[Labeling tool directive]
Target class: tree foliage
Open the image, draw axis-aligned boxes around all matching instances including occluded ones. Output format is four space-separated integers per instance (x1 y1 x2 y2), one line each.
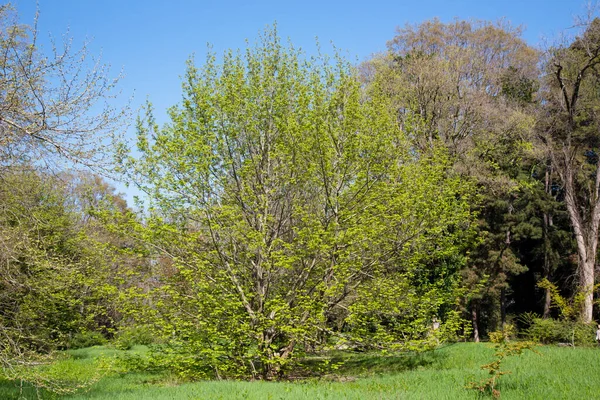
127 28 475 379
0 170 130 373
3 2 600 391
362 18 546 338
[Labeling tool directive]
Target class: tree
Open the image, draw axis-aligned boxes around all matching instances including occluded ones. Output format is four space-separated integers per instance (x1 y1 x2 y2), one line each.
0 170 129 359
371 18 538 156
364 18 540 337
0 168 142 396
0 4 126 171
0 4 128 383
541 17 600 322
128 28 474 379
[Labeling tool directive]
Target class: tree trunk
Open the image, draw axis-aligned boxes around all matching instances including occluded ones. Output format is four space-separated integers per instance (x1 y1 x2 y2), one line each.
500 215 511 329
567 218 596 323
500 288 506 330
542 231 553 319
471 305 480 343
563 166 598 323
581 258 595 323
543 285 552 319
542 163 553 319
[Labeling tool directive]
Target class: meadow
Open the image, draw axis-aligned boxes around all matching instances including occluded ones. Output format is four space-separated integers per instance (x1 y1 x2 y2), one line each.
1 343 598 399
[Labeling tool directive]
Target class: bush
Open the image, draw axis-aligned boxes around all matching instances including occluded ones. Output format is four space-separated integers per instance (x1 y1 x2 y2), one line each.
114 326 156 350
524 318 596 346
69 331 107 349
571 322 597 346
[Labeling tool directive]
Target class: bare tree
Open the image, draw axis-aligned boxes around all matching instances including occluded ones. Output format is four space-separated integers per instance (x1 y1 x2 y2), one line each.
542 14 600 322
0 4 128 171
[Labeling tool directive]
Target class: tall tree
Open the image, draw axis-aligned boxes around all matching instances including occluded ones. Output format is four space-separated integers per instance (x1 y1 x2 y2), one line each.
373 18 538 156
541 17 600 322
364 19 540 336
128 28 474 379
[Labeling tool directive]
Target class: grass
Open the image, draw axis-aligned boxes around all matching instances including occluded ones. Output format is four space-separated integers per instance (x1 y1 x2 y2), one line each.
1 343 599 399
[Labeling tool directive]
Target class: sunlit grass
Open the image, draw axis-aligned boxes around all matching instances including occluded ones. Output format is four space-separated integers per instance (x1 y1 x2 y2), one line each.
1 343 598 399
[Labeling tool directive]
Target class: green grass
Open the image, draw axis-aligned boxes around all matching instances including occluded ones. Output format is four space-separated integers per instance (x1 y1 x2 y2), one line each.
1 343 599 399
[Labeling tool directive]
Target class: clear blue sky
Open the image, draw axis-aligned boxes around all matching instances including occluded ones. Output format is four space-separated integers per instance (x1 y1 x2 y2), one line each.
10 0 589 203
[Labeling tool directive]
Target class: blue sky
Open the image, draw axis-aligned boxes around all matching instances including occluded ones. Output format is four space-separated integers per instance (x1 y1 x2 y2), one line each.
10 0 589 203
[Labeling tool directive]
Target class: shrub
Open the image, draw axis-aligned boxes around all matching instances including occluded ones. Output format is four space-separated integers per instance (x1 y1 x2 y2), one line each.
467 324 538 399
488 324 516 343
69 331 107 349
524 318 596 346
114 326 156 350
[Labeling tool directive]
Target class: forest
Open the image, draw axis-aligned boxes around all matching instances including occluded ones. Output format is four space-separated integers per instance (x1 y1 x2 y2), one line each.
2 2 600 398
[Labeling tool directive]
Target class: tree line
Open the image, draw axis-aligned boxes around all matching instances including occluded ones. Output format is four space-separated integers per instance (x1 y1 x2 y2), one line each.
1 3 600 383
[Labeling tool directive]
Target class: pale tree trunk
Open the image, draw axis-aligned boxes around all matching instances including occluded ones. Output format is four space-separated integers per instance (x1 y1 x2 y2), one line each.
581 258 595 322
563 201 597 324
562 155 600 323
471 304 480 343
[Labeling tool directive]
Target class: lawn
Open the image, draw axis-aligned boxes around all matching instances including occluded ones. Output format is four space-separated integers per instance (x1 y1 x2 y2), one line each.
1 343 598 399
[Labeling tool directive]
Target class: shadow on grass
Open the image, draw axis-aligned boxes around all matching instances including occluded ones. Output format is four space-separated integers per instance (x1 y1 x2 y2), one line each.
0 378 58 400
294 348 447 379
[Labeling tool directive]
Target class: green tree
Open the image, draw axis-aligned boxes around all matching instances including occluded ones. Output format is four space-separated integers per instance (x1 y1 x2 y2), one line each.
364 18 540 338
0 170 129 365
128 28 475 379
